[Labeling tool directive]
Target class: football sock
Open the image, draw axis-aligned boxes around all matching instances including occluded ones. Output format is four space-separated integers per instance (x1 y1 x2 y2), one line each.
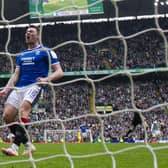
12 118 29 146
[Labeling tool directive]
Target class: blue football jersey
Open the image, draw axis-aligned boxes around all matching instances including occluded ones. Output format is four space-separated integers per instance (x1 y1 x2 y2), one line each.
16 45 59 87
80 125 87 133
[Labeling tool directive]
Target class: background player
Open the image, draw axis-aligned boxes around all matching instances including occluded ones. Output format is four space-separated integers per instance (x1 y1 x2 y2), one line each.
0 25 63 156
124 112 142 138
80 124 87 142
124 99 148 141
149 119 162 142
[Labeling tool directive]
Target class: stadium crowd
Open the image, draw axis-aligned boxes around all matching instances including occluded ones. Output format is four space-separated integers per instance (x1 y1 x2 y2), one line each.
0 19 167 73
0 19 168 143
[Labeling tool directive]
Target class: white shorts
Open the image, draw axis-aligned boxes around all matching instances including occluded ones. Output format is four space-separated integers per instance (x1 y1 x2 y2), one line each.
5 85 42 109
82 132 87 137
152 130 161 137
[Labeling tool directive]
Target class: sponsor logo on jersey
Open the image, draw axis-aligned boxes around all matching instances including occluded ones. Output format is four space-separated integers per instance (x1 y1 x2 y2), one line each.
22 57 35 65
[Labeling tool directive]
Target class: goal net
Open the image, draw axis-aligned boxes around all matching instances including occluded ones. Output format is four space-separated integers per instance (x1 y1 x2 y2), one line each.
0 0 168 168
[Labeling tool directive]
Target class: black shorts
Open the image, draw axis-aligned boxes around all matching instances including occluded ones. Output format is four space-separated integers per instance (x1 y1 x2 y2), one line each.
132 112 142 126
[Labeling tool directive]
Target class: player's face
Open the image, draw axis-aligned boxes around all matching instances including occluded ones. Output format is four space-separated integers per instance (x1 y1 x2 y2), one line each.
25 27 39 45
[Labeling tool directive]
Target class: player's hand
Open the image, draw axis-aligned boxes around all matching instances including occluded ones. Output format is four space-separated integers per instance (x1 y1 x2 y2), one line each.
36 77 49 85
0 89 9 98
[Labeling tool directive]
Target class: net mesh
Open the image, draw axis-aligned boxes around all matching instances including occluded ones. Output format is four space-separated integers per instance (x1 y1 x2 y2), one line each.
0 0 168 168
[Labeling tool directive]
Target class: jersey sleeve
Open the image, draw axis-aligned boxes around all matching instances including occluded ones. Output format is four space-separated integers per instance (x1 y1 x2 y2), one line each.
49 50 60 65
16 55 21 67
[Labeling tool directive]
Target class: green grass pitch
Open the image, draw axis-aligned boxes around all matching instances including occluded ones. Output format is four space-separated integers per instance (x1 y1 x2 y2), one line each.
0 142 167 168
43 0 88 13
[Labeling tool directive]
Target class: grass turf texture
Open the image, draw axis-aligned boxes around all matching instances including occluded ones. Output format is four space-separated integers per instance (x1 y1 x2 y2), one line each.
0 143 167 168
43 0 88 13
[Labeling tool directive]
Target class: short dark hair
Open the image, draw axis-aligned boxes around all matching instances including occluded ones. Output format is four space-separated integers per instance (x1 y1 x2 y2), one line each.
27 25 40 35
